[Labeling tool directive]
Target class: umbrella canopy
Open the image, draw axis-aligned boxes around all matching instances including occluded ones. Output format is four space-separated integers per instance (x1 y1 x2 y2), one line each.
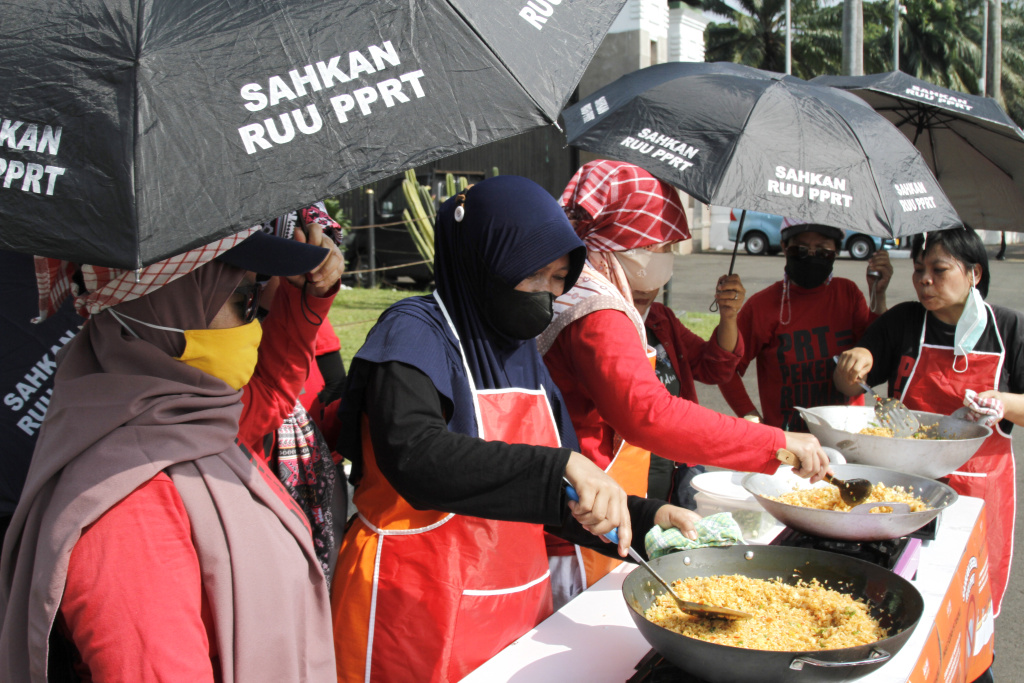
813 71 1024 233
0 251 83 517
561 61 962 239
0 0 626 269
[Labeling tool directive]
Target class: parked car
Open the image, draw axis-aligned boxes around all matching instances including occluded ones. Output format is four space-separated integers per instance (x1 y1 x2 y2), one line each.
726 210 897 260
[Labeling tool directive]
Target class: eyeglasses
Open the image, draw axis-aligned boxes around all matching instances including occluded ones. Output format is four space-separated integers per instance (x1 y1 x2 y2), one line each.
785 245 837 261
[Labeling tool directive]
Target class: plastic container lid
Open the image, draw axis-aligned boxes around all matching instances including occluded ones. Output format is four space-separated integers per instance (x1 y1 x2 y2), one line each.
690 471 754 502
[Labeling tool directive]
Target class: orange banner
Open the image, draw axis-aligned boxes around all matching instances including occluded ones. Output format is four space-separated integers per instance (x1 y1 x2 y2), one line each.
908 506 994 683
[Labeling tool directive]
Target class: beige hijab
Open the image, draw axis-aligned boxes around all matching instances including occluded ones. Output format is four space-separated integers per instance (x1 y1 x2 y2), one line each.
0 260 334 682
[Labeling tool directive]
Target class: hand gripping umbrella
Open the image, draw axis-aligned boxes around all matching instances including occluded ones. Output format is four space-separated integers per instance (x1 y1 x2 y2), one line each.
813 71 1024 233
0 0 627 269
562 61 962 276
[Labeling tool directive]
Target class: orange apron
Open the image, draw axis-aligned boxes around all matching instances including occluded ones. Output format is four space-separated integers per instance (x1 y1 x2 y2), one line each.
572 349 655 588
331 300 558 683
898 304 1015 616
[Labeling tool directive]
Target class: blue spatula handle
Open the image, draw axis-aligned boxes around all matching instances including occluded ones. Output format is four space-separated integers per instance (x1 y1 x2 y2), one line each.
564 483 620 544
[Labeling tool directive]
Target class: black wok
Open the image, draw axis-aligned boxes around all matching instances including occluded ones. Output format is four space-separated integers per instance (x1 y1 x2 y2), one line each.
622 546 924 683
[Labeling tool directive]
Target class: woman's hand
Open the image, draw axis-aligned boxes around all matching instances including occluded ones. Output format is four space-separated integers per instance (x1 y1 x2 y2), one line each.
653 504 700 541
714 274 745 352
866 250 893 313
564 451 631 556
714 274 745 319
782 432 831 483
975 389 1024 426
834 347 874 396
286 219 345 297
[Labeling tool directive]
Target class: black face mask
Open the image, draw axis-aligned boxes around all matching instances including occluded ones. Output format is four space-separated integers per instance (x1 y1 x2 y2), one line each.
785 255 834 289
482 271 555 341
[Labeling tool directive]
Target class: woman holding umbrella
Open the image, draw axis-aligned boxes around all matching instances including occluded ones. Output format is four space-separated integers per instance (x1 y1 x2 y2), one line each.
835 226 1024 619
539 160 830 600
0 229 343 681
329 175 700 683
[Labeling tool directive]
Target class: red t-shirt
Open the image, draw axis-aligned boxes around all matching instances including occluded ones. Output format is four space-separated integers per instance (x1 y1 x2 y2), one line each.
59 474 216 682
718 277 872 431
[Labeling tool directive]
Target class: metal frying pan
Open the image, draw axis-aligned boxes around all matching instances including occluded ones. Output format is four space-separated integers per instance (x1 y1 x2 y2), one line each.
621 546 924 683
796 406 990 479
743 463 958 541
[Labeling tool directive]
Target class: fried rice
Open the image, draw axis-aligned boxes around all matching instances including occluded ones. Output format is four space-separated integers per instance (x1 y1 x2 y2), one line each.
644 575 887 651
766 482 930 513
859 422 941 439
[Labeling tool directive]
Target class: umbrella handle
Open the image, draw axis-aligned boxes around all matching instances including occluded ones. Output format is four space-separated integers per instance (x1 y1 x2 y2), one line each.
710 209 746 312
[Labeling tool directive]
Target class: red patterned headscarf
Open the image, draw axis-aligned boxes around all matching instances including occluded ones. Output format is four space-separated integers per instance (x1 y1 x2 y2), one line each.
33 229 257 322
561 159 690 252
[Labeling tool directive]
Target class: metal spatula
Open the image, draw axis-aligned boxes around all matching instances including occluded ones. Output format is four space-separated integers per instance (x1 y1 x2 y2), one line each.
776 449 872 506
857 381 921 438
831 355 920 437
564 484 752 620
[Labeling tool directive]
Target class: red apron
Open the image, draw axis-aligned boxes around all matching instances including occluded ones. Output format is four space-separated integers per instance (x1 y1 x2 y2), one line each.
331 299 557 683
898 304 1015 616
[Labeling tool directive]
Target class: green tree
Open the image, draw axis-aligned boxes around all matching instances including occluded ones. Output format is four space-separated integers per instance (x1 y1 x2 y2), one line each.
1001 1 1024 126
701 0 843 79
860 0 1023 127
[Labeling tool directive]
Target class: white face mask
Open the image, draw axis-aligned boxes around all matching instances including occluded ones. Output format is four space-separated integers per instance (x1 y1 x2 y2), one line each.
614 249 675 292
952 275 987 373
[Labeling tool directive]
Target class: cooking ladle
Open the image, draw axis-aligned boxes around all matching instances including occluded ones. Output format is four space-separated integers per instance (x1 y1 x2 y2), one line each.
564 483 752 620
776 449 872 506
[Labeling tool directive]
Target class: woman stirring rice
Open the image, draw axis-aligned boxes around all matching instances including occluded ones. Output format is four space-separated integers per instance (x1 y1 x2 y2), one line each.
835 226 1024 621
330 176 700 683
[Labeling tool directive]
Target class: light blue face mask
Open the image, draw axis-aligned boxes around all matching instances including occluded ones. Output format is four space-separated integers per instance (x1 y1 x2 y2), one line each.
952 275 987 373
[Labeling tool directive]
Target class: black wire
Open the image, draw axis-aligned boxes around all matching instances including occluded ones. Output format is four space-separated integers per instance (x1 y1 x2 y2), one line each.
300 281 324 327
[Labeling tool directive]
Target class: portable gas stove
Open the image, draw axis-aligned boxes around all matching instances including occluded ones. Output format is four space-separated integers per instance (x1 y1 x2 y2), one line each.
770 527 923 581
626 526 925 682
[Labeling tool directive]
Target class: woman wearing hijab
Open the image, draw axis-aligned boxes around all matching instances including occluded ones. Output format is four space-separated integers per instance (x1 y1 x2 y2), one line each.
835 226 1024 619
330 176 698 683
719 217 892 432
0 230 337 682
540 160 830 596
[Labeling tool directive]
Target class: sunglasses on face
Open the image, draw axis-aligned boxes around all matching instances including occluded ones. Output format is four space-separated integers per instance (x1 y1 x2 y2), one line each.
238 281 264 324
785 245 837 261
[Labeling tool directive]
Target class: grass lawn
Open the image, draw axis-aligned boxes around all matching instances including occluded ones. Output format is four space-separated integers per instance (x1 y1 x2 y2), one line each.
329 286 720 367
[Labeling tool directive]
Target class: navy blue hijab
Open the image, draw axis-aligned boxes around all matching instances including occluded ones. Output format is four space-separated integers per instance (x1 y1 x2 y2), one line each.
338 176 585 460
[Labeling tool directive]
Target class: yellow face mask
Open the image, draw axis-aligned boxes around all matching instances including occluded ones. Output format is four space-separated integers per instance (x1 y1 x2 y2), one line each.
108 309 263 390
175 320 263 390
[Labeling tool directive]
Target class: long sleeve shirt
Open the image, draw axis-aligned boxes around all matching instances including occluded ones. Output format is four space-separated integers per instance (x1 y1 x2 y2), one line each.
364 360 665 558
544 309 786 474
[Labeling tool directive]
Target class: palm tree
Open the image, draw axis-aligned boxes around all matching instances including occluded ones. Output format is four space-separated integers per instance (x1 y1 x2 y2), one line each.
1002 1 1024 126
860 0 1022 127
702 0 842 79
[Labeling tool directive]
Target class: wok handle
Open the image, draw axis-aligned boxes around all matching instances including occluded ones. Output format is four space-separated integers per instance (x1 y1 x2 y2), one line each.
789 648 891 670
794 406 828 428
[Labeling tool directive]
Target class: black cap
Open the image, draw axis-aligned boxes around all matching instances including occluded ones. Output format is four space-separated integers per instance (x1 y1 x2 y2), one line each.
216 230 328 276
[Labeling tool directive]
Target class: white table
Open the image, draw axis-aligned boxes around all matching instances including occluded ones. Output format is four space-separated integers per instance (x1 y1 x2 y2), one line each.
463 496 992 683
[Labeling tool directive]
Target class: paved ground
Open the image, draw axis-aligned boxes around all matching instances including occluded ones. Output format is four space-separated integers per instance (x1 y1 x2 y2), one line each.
665 245 1024 680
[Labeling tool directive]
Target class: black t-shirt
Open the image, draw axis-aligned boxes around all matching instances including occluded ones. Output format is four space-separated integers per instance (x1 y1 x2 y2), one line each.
647 327 681 398
858 300 1024 433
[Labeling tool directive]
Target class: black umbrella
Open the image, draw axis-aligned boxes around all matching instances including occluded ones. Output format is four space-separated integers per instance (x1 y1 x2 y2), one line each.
561 61 961 242
0 251 82 521
0 0 626 269
812 71 1024 233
